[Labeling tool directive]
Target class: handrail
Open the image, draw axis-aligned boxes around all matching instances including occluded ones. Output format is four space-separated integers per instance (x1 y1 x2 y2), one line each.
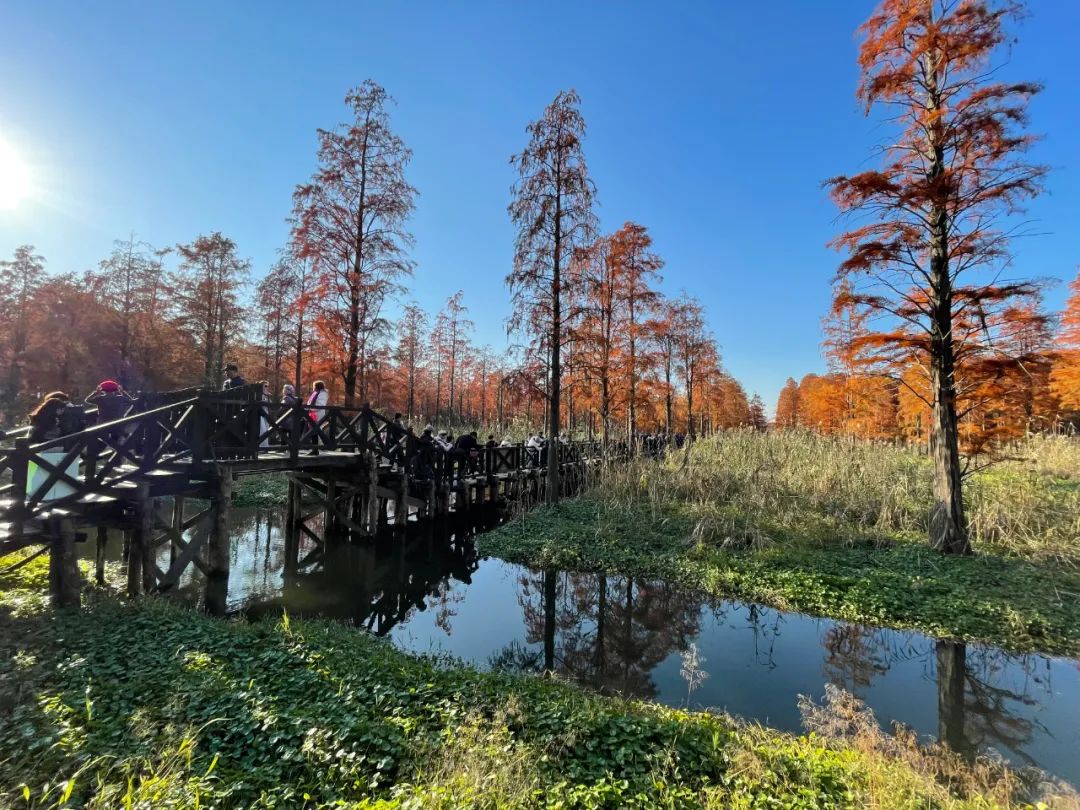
0 386 615 530
23 397 199 453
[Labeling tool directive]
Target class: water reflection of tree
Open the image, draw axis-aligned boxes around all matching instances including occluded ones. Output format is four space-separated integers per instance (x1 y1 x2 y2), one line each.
813 623 1052 769
822 625 891 691
509 571 703 699
936 641 1051 768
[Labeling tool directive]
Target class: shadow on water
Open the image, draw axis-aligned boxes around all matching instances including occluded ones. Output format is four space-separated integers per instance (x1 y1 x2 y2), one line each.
82 505 1080 788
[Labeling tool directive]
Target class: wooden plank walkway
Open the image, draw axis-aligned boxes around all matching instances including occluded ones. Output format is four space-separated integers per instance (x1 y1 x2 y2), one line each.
0 384 609 606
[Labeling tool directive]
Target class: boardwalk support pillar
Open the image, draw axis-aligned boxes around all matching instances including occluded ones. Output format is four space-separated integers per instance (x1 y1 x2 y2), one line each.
206 472 233 616
49 517 81 608
137 482 156 595
284 478 300 575
366 452 379 534
395 473 409 526
209 473 232 578
95 525 107 586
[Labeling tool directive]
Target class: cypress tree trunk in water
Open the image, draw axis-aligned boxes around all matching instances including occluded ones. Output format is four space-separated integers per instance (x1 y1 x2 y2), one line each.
543 569 556 672
936 640 971 760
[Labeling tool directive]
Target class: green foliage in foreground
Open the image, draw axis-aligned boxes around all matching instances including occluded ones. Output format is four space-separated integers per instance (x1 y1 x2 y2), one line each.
479 495 1080 657
0 556 1065 809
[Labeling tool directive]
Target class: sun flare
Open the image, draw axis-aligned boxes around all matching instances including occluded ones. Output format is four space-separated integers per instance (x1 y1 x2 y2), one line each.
0 138 31 211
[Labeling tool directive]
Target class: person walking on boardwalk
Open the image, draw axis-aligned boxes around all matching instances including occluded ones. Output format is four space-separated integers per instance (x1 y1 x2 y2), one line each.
258 381 272 448
278 384 299 447
85 379 134 448
222 363 246 390
28 392 70 443
305 381 329 455
26 392 83 501
85 380 133 424
526 431 544 468
454 430 480 474
412 425 436 479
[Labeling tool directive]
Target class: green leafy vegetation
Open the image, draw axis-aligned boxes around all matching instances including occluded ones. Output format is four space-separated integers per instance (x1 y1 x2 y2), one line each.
1 554 1072 808
233 473 290 508
480 432 1080 656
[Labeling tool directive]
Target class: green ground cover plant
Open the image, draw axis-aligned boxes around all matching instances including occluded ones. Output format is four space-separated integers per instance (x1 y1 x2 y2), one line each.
1 553 1074 809
480 431 1080 655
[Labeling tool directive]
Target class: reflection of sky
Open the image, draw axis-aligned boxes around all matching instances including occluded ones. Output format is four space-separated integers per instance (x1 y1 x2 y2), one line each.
79 509 1080 788
389 560 530 662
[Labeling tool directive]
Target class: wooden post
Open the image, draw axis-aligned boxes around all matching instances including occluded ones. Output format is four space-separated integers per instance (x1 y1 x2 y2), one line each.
326 476 338 537
284 478 300 576
170 496 185 566
131 482 157 595
95 525 107 586
394 474 409 526
366 452 379 534
209 472 232 579
10 439 29 538
190 391 210 473
126 524 142 598
49 518 81 608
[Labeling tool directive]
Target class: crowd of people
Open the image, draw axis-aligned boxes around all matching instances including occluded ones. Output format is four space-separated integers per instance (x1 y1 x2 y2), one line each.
3 361 685 480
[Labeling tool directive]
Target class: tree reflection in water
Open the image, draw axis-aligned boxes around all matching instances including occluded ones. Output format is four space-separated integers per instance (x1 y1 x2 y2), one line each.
501 571 703 699
936 641 1052 768
819 622 1048 766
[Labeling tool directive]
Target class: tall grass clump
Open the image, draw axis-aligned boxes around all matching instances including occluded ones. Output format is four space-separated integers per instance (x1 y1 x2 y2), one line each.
598 429 1079 564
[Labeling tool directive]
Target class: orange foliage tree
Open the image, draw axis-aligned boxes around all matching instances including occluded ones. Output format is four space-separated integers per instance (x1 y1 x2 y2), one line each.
507 89 597 501
827 0 1047 554
774 378 800 428
1051 270 1080 419
291 81 416 406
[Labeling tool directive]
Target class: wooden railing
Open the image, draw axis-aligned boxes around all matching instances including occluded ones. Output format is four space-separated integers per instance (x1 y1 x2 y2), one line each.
0 384 609 531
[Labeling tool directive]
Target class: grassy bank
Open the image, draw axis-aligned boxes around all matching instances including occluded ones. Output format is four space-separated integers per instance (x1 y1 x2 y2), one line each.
479 431 1080 656
233 473 290 508
2 555 1075 808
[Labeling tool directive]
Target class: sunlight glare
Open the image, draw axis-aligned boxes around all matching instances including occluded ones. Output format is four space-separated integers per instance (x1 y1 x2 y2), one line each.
0 138 31 211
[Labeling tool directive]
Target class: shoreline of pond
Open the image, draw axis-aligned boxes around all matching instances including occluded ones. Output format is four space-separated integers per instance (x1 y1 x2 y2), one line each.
2 547 1078 807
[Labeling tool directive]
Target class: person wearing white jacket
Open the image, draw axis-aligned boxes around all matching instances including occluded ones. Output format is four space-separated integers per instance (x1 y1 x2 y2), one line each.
305 381 329 455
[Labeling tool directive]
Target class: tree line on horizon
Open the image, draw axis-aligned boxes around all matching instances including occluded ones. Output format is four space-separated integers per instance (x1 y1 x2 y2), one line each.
775 269 1080 448
0 87 755 442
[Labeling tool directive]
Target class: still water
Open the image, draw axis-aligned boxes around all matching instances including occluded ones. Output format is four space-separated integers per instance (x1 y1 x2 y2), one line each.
89 507 1080 787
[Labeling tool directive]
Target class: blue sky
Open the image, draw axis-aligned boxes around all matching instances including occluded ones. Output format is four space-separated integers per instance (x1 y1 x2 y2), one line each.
1 1 1077 409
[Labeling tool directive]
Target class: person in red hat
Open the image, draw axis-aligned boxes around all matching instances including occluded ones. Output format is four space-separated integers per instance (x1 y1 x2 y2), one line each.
85 379 134 426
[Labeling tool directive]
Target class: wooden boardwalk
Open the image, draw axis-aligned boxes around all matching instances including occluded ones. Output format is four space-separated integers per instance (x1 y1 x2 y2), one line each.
0 384 605 607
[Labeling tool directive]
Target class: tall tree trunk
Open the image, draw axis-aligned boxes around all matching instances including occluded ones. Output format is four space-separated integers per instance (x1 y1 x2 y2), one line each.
926 44 970 555
345 282 360 407
293 310 304 391
686 364 695 437
547 181 562 504
628 299 637 438
407 357 416 421
665 353 673 433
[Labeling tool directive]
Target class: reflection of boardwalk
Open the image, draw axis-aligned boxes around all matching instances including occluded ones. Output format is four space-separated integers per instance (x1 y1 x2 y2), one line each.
0 384 603 606
245 510 493 634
